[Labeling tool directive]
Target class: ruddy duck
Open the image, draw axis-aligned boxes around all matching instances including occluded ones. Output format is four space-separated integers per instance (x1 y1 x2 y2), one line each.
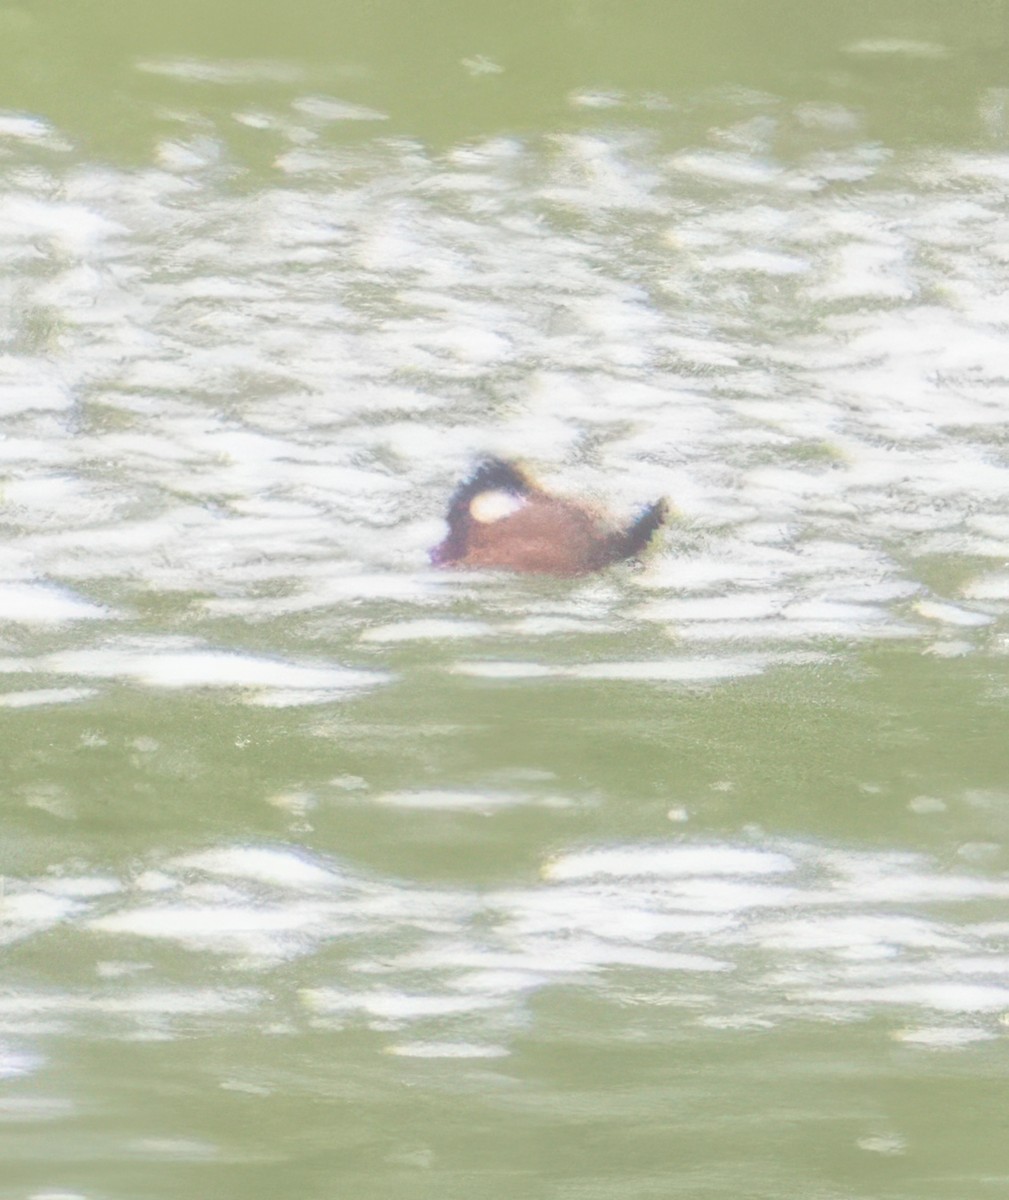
431 458 667 576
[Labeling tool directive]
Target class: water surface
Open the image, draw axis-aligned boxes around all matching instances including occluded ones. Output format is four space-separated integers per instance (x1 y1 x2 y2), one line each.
2 2 1009 1197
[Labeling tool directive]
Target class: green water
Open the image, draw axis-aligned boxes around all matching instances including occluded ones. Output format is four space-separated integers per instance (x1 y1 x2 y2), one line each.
2 1 1009 1197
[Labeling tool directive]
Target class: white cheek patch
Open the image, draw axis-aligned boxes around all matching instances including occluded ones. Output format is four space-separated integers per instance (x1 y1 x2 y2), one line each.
469 489 526 523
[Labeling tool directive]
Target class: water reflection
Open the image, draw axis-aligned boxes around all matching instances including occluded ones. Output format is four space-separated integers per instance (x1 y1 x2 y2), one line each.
1 82 1006 705
3 835 1008 1060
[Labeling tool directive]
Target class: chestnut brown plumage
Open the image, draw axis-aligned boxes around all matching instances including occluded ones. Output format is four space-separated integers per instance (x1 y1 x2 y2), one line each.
431 459 667 576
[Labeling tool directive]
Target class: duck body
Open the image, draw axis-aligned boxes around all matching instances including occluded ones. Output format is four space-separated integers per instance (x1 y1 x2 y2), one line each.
431 458 666 576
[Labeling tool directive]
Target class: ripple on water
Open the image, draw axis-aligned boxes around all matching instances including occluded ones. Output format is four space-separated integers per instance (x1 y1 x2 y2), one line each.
0 92 1006 695
0 639 389 707
0 584 111 624
0 95 1007 1054
0 835 999 1049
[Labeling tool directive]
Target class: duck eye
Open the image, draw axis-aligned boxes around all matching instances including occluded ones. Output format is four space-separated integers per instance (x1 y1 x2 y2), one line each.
469 490 525 523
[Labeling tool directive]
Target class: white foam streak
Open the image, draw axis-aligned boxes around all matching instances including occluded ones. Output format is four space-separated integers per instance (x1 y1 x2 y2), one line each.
0 585 110 624
545 846 795 881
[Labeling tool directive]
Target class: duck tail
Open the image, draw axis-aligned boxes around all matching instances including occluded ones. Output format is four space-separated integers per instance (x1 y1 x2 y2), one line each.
606 498 668 564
